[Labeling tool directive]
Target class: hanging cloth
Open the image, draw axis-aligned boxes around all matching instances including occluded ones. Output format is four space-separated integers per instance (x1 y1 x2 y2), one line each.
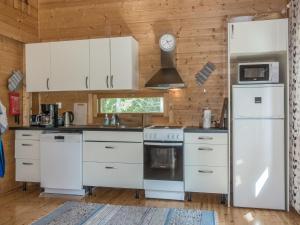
0 100 7 177
0 101 8 134
0 138 4 177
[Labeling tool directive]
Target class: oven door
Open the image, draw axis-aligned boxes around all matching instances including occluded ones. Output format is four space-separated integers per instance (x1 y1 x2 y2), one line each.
144 142 183 181
239 64 270 83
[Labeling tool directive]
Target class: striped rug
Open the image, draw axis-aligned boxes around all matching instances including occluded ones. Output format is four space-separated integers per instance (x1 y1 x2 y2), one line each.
32 201 218 225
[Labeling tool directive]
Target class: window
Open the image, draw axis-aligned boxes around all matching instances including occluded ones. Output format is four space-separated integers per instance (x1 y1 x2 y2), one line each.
100 97 164 114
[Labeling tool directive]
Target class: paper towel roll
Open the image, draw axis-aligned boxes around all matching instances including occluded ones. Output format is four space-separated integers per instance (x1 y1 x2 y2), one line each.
203 109 211 129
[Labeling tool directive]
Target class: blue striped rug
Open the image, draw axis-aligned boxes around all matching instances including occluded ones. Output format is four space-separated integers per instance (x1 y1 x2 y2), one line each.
33 201 217 225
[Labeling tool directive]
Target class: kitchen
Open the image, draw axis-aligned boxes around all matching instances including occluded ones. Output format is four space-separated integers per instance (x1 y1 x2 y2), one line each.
0 0 299 225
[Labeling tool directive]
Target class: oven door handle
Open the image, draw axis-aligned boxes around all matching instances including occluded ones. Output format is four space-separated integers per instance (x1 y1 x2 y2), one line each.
144 142 183 146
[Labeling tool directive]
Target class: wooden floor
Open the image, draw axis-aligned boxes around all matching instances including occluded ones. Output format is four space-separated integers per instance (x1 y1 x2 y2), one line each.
0 186 299 225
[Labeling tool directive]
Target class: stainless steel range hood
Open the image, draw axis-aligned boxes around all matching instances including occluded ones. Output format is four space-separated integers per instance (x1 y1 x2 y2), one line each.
145 51 185 89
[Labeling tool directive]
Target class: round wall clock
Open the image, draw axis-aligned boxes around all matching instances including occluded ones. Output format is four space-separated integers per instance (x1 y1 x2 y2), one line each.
159 33 176 52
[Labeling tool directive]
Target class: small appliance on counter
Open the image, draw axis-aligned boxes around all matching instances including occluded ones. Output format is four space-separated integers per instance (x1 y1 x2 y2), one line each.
63 111 74 127
30 114 41 126
39 104 59 127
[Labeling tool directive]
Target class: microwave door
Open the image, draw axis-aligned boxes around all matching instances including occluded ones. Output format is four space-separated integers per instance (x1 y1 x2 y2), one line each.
239 64 269 82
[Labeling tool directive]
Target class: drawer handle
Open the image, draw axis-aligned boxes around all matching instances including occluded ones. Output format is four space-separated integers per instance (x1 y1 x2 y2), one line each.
105 146 115 149
22 144 33 147
22 134 32 137
105 166 115 169
198 170 213 174
198 137 213 140
22 162 33 166
198 147 213 151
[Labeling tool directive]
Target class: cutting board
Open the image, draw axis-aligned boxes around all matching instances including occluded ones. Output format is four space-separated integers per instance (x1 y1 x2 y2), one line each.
73 103 88 125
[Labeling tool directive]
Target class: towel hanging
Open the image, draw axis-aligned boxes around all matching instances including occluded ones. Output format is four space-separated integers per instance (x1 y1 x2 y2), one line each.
0 138 5 178
0 101 8 134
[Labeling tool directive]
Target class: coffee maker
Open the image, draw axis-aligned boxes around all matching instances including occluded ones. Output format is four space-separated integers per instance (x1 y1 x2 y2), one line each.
40 104 59 127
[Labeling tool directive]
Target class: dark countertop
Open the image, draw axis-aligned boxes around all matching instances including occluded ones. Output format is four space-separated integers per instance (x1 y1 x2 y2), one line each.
10 125 228 133
9 125 144 132
184 127 228 133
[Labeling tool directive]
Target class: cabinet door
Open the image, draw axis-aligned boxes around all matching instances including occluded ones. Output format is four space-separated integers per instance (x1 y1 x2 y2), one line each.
50 40 90 91
90 38 111 90
229 19 287 54
110 37 138 90
25 43 51 92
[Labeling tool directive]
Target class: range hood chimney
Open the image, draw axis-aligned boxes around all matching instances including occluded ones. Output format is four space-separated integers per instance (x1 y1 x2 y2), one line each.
145 47 185 90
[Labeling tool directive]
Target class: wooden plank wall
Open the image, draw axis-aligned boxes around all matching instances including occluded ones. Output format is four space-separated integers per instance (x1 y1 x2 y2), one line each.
0 0 38 194
0 35 24 193
0 0 38 43
37 0 287 127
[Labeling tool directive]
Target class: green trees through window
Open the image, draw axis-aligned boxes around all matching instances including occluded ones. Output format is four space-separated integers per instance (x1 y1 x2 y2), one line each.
100 97 164 114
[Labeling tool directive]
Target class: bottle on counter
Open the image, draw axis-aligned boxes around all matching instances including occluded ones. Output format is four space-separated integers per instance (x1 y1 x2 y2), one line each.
110 114 116 126
103 114 110 126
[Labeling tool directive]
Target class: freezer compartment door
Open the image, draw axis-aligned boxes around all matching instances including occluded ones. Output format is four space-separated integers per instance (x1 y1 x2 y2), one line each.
233 119 285 210
233 85 284 118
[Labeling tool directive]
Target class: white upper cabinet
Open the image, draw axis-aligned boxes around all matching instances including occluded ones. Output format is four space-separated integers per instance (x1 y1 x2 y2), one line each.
50 40 90 91
229 19 288 55
25 37 139 92
25 43 51 92
110 37 139 90
89 38 111 90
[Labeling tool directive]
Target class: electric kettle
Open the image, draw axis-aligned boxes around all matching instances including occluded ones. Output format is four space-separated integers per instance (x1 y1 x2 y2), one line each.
63 111 74 127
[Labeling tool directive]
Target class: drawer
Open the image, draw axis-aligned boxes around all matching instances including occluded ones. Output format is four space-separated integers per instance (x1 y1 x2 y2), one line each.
16 130 41 140
83 131 143 142
16 159 40 182
185 166 227 194
184 133 227 145
83 162 143 189
184 144 227 166
83 142 143 163
15 140 40 159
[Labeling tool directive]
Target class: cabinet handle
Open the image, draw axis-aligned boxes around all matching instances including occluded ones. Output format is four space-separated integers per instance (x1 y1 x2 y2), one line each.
198 136 213 140
105 166 115 169
110 75 114 88
46 78 50 90
231 24 234 39
22 144 32 147
198 147 213 151
22 162 33 166
105 146 114 149
22 134 32 137
85 76 89 89
106 75 109 88
198 170 213 174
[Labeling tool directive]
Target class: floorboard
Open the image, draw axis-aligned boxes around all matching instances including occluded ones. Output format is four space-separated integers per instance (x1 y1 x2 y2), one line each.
0 186 299 225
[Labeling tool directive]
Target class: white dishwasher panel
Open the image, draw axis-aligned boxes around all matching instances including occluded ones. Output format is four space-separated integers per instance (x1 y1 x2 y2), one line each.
40 133 84 195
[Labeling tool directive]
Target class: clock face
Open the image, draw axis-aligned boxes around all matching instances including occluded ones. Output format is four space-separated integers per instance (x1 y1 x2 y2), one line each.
159 34 176 52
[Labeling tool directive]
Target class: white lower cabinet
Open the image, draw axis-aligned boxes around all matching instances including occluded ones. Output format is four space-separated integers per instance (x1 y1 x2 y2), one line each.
82 131 143 190
83 162 143 189
185 166 227 194
15 130 41 183
16 159 40 183
184 132 228 194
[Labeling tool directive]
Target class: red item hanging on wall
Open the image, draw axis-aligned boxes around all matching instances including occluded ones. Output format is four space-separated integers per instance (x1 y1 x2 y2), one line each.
9 92 20 124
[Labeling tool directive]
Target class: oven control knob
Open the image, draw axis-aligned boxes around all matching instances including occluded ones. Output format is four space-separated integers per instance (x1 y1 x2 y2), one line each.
176 134 180 140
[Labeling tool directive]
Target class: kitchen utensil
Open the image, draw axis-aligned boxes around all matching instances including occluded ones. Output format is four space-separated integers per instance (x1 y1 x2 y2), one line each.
73 103 87 125
203 108 212 129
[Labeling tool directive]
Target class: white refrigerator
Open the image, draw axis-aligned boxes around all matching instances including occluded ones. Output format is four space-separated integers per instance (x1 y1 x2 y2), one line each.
233 84 285 210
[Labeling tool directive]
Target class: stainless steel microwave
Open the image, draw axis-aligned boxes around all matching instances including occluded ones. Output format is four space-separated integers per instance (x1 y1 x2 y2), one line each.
238 62 279 84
